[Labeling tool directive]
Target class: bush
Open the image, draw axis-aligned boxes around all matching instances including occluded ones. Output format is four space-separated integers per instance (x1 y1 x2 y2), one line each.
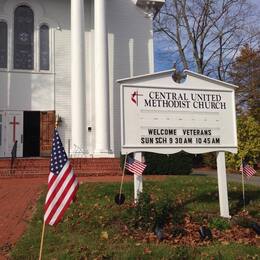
154 197 172 227
144 152 193 175
132 192 173 230
226 115 260 170
133 192 154 229
209 217 230 231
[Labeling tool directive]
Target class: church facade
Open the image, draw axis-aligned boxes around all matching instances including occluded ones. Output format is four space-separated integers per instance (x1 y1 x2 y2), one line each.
0 0 164 158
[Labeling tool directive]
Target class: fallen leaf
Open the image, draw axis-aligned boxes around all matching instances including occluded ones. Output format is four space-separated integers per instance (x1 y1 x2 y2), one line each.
144 247 152 254
100 231 108 240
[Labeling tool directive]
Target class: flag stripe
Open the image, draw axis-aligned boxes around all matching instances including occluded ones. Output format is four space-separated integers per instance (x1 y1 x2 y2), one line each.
44 172 76 224
240 161 256 178
46 161 70 200
48 161 70 190
50 181 79 225
45 170 74 218
125 157 147 176
126 164 144 174
45 163 72 210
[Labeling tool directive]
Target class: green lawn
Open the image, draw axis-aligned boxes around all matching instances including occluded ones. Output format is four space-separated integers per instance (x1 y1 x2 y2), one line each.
11 176 260 259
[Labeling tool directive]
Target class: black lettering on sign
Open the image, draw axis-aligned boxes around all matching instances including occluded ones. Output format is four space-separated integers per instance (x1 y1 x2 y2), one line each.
212 138 220 144
141 137 154 144
148 129 177 135
155 137 167 144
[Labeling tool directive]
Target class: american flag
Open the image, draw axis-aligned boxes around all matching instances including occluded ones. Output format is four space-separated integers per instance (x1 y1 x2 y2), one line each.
44 129 79 226
240 161 256 178
125 156 147 176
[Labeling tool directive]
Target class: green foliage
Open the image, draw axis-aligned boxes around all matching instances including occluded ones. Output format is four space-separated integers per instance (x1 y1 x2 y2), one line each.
144 152 193 175
226 115 260 170
154 196 172 228
209 217 230 231
133 192 154 229
132 192 173 230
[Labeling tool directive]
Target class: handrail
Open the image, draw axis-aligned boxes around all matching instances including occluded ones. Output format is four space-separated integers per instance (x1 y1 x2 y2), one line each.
11 140 17 170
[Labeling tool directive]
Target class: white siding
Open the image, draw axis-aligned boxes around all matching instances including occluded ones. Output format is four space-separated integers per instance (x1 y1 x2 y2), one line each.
107 0 153 155
0 0 154 157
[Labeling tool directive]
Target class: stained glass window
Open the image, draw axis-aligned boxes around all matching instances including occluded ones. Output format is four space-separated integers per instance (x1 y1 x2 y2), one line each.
40 24 49 70
14 5 34 70
0 21 7 68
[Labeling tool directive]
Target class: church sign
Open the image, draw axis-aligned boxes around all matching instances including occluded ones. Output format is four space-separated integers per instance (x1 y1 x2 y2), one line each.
119 70 237 155
118 70 238 218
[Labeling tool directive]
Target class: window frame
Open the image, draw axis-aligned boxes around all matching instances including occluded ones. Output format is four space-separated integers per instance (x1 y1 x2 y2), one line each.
39 23 50 71
0 20 8 69
0 3 53 73
13 5 35 70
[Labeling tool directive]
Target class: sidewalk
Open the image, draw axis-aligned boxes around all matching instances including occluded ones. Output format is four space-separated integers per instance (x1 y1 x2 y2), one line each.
192 169 260 186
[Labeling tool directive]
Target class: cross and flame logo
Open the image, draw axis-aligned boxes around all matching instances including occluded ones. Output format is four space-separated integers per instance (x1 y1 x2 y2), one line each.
131 90 143 106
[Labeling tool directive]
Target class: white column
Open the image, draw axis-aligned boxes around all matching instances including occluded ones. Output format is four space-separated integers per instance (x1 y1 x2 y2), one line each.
216 152 230 218
134 152 143 201
94 0 110 155
71 0 86 155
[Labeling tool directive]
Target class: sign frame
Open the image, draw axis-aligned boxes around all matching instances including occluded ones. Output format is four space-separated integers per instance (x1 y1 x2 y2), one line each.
118 70 238 218
119 70 238 155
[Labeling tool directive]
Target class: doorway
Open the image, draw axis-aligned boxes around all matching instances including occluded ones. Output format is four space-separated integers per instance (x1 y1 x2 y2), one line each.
23 111 55 157
23 111 40 157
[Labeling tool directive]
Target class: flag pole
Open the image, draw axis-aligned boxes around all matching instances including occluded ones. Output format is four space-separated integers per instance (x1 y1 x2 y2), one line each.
241 159 246 211
38 221 46 260
119 153 128 197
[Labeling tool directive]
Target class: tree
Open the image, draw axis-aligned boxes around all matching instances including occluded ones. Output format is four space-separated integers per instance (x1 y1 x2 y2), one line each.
154 0 260 81
226 115 260 170
229 45 260 122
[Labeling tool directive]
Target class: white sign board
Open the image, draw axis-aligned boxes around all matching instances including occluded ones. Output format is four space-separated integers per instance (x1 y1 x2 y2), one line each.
119 70 237 154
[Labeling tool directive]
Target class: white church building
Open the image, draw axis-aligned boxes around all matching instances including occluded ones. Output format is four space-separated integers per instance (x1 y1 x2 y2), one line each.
0 0 164 158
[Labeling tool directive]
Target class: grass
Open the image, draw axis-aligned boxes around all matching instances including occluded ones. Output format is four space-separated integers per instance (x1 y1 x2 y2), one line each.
11 176 260 259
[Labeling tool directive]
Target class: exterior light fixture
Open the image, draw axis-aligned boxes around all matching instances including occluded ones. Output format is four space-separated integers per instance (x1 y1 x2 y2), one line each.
55 114 62 127
135 0 165 19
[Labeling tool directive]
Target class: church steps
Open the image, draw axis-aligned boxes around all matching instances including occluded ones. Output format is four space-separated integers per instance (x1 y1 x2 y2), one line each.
0 158 122 178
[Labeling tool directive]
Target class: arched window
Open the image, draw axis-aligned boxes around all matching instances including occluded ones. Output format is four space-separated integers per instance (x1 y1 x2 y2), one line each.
0 21 7 68
40 24 49 70
14 5 34 70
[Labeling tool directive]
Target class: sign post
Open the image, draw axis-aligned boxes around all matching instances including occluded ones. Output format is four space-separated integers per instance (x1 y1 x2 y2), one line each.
118 69 238 218
134 152 143 201
216 151 230 218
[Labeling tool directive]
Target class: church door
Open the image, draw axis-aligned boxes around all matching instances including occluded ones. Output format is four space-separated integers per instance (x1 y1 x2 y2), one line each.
6 111 23 157
23 111 40 157
40 111 55 156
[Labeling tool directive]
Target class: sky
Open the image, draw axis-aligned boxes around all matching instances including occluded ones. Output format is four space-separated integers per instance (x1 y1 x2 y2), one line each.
154 0 260 72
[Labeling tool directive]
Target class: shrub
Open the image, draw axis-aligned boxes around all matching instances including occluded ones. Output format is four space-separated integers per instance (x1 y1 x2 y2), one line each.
154 196 172 227
132 192 173 230
133 192 154 229
209 217 230 231
226 115 260 170
144 152 193 175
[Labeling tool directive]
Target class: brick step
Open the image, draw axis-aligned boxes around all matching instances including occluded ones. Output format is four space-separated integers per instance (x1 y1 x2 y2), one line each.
0 158 122 178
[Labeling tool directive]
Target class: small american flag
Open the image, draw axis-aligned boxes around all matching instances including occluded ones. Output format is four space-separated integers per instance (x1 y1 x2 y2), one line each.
125 156 147 176
240 161 256 178
44 129 79 226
